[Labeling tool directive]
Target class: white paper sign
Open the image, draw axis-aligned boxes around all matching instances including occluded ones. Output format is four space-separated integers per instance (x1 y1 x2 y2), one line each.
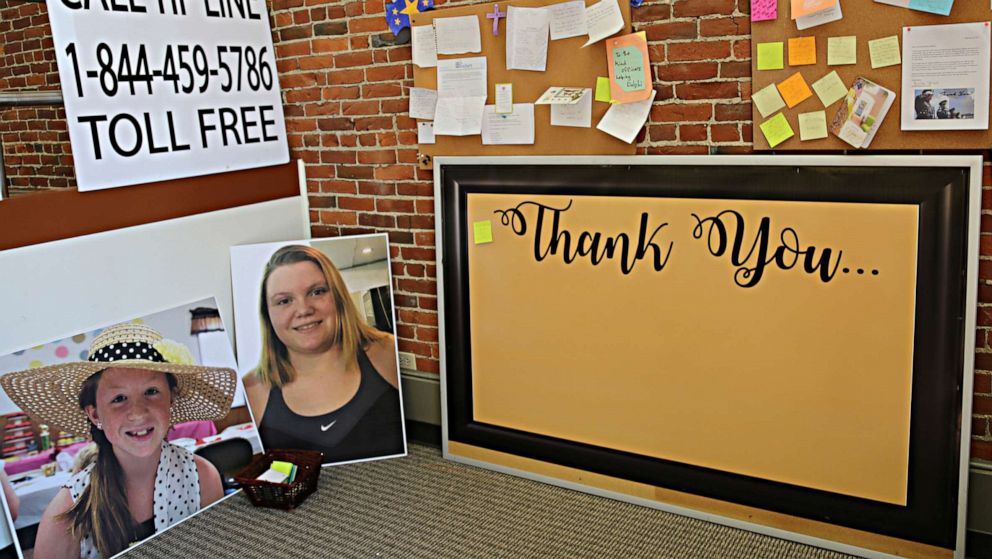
901 22 990 131
482 103 535 144
437 57 488 98
548 0 587 40
48 0 288 191
435 15 482 55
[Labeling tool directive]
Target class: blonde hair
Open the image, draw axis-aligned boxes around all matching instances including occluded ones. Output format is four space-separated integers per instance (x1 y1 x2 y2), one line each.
254 244 386 387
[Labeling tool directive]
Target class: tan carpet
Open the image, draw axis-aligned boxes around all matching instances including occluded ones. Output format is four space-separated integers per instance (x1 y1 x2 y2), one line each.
126 443 859 559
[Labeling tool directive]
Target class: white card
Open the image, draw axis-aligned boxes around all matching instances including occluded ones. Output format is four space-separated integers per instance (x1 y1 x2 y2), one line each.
417 121 436 144
596 89 656 143
551 88 592 127
495 83 513 114
409 87 438 120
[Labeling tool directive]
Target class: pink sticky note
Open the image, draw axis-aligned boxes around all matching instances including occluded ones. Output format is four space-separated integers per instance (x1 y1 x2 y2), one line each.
751 0 777 22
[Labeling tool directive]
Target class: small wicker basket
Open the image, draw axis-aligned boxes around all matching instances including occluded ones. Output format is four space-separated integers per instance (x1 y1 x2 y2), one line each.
233 449 324 510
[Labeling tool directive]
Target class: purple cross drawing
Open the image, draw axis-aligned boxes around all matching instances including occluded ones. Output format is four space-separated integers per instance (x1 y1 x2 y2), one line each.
486 4 506 36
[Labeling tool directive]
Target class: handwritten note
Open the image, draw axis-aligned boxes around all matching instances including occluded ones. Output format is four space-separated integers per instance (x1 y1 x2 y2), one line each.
827 36 857 65
411 25 437 68
435 15 482 55
757 42 784 70
759 112 794 147
751 0 777 22
777 72 813 108
798 111 828 140
868 35 901 69
548 0 587 40
753 83 787 117
583 0 624 47
551 88 593 127
409 87 438 120
506 6 550 72
608 32 652 103
788 37 816 66
811 70 848 106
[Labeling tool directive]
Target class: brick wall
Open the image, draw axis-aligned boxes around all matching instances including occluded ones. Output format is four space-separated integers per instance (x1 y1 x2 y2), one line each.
1 0 990 462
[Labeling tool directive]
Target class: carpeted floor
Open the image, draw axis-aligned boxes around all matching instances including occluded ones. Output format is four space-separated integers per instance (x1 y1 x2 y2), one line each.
126 443 860 559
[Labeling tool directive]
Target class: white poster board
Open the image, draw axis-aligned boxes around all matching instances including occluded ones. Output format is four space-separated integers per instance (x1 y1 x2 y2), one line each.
47 0 289 191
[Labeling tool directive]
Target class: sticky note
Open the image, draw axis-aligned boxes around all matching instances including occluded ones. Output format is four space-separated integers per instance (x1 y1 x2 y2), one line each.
756 42 784 70
474 220 494 244
811 70 848 107
827 36 857 65
751 0 777 21
759 113 794 148
776 72 813 108
788 37 816 66
798 111 828 140
595 76 613 102
752 83 786 118
868 35 901 69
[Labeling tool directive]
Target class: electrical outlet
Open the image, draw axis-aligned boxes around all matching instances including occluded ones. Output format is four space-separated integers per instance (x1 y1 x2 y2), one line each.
398 351 417 370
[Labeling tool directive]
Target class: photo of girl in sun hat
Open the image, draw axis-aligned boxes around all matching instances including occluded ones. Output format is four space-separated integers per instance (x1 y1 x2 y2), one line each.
0 323 237 559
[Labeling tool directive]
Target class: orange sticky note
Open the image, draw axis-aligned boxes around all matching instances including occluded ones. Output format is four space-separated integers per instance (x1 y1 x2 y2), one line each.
607 32 652 104
790 0 836 19
788 37 816 66
776 72 813 108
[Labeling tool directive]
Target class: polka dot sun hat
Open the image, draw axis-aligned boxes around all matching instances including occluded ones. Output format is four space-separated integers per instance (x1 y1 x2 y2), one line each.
0 323 237 438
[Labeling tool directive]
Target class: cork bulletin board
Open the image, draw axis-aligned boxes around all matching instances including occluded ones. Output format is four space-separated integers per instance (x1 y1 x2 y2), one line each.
411 0 636 165
751 2 992 150
436 155 981 559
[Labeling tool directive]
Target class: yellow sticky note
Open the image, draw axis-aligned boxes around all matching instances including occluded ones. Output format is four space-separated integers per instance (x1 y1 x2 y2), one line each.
827 36 857 66
271 461 294 476
756 42 784 70
595 77 612 102
759 113 794 148
474 220 493 244
811 70 848 107
798 111 828 140
752 83 786 118
788 36 816 66
868 35 901 69
776 72 813 108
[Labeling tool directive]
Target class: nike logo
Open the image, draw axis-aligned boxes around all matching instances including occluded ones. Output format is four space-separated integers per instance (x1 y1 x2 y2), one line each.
320 420 336 431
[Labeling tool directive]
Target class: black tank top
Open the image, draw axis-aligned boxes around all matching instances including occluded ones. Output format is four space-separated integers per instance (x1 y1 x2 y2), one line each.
259 348 404 463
